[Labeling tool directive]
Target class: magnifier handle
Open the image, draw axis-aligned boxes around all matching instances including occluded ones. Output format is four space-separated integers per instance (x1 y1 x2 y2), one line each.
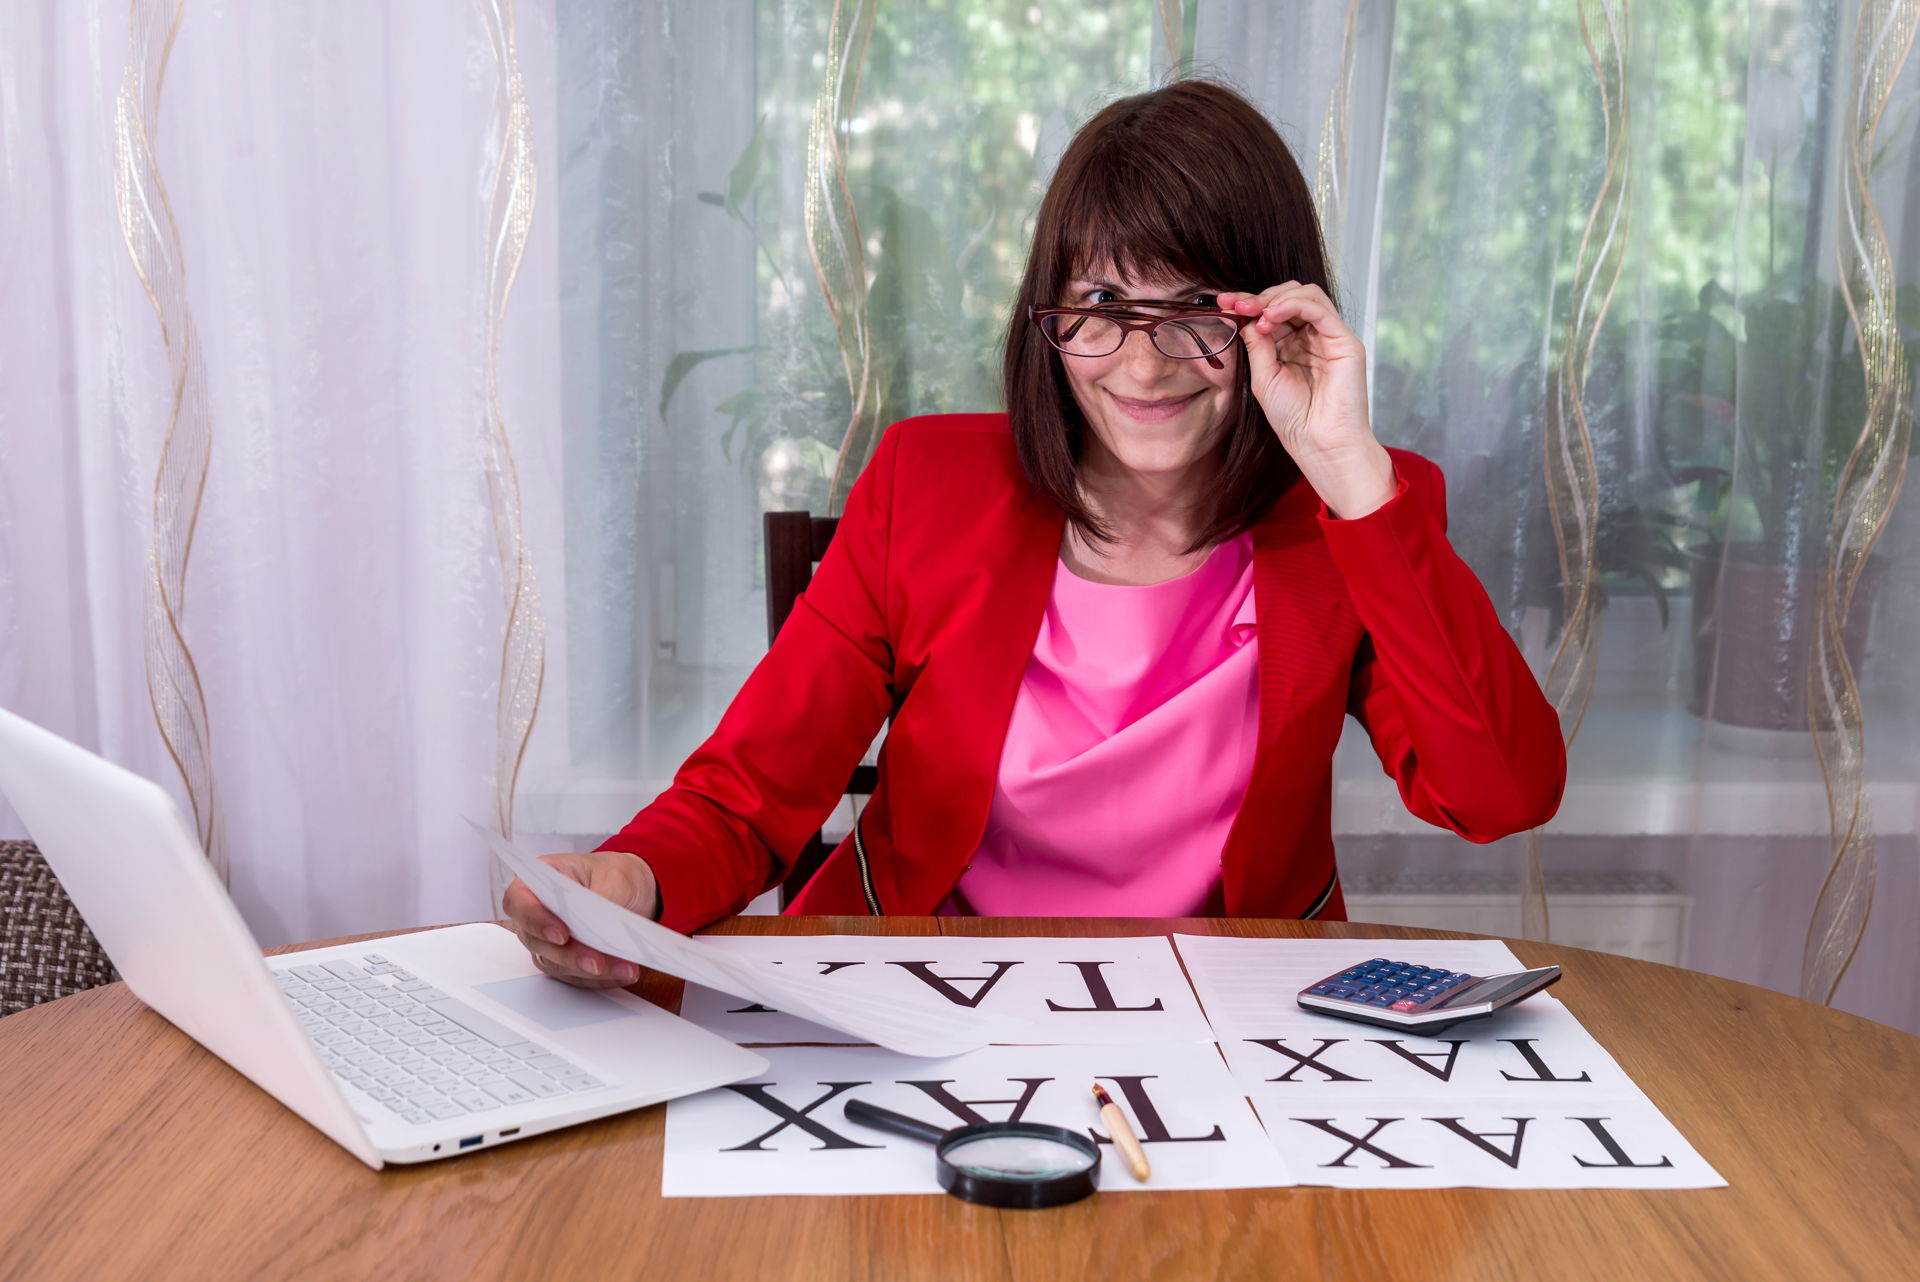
844 1099 949 1146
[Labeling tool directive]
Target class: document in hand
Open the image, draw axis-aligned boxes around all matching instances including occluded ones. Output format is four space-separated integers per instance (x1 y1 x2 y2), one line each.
477 825 1021 1057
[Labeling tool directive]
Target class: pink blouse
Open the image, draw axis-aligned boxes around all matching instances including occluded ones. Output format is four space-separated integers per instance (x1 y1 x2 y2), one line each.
940 532 1259 916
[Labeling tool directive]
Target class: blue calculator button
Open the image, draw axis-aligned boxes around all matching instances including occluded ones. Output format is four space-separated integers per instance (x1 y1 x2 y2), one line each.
1449 972 1470 982
1310 985 1330 995
1369 997 1393 1006
1366 959 1388 966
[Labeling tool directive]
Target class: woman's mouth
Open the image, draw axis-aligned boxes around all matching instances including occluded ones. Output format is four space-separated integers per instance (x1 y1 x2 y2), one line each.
1106 388 1203 422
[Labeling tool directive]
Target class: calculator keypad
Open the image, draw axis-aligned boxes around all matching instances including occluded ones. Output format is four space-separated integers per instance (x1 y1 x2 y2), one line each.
1305 958 1474 1011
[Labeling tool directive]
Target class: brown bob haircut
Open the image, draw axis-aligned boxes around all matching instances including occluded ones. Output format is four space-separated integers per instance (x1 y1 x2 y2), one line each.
1003 79 1334 550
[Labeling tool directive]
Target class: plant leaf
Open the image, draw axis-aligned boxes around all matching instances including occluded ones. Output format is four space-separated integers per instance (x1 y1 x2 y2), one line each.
658 347 755 422
725 117 767 222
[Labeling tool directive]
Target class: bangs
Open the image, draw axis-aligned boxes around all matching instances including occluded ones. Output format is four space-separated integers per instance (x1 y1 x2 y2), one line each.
1047 144 1244 298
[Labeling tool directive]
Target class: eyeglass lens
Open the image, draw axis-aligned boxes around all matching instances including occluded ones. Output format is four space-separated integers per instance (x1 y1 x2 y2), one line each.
1041 311 1240 360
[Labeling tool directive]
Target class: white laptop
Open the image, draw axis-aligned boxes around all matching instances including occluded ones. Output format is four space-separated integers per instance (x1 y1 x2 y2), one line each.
0 706 768 1169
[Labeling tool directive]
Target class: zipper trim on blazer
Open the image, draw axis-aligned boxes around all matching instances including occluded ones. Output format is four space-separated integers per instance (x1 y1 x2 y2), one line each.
852 809 884 915
1301 868 1339 920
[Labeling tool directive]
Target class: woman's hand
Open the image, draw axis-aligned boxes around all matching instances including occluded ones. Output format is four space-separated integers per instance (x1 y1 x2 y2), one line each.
1216 282 1396 518
502 851 660 988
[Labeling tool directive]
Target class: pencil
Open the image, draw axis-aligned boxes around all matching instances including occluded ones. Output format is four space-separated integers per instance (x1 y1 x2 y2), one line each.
1093 1082 1151 1182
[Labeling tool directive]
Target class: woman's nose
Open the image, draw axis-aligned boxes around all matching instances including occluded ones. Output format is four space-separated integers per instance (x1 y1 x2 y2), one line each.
1116 326 1178 377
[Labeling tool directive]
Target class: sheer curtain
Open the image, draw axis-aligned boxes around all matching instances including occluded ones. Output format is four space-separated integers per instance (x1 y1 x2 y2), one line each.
5 2 1917 1032
0 1 569 943
1201 0 1920 1030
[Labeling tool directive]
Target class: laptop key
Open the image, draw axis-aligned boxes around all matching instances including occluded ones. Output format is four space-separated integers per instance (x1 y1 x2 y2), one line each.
451 1092 497 1112
291 965 329 982
425 1101 467 1120
506 1070 566 1099
361 954 391 966
482 1083 535 1106
322 960 369 980
505 1044 544 1060
401 1110 431 1125
557 1075 604 1092
526 1054 568 1070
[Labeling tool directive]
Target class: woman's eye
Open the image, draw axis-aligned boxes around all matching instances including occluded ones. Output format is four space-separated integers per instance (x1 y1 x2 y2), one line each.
1086 289 1117 305
1189 293 1219 310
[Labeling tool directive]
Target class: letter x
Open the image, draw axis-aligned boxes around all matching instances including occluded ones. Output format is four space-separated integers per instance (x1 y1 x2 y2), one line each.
719 1081 882 1152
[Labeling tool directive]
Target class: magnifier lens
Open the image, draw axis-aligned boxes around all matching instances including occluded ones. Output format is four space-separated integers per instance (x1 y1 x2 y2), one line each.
941 1133 1098 1181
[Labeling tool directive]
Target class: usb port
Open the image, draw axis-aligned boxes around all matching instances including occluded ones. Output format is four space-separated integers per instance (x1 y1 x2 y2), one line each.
459 1135 484 1149
499 1127 521 1137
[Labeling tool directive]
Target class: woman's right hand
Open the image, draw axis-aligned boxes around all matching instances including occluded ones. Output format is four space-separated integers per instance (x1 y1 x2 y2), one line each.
501 851 661 988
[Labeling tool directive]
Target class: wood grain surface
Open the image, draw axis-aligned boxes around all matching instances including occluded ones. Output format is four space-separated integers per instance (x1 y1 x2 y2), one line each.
0 916 1914 1282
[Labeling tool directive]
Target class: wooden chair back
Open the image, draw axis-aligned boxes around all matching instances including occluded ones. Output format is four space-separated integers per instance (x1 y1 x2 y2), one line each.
764 511 879 906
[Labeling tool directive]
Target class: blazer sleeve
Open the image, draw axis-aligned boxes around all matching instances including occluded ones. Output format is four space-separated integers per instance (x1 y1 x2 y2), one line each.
1321 453 1566 840
595 427 901 931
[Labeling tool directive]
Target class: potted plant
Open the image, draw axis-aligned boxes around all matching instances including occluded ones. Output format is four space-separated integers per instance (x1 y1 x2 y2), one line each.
1655 278 1920 734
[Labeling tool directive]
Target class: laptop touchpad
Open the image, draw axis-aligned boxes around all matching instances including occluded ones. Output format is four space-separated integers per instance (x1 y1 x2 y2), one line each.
472 975 640 1031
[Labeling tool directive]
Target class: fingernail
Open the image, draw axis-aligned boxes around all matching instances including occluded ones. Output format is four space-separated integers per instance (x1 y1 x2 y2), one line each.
618 964 639 984
546 927 566 946
581 955 603 975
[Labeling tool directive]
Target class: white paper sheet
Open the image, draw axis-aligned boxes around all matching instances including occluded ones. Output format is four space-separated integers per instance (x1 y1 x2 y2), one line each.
679 935 1213 1045
1248 1093 1725 1188
663 1042 1295 1197
1174 935 1724 1188
1172 935 1530 1035
479 826 1024 1057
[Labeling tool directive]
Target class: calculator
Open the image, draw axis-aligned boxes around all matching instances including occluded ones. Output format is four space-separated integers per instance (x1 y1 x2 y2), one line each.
1296 957 1562 1033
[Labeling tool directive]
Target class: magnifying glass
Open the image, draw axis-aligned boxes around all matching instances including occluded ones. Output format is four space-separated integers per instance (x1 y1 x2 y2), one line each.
844 1098 1102 1208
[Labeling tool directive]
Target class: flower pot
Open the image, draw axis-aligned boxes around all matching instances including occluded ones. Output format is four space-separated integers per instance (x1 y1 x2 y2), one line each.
1687 544 1882 734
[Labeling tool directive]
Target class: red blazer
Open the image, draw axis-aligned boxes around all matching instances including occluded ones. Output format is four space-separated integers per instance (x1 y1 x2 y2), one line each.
600 414 1565 932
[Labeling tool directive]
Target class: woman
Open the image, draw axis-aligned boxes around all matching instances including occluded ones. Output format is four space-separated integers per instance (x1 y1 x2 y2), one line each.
505 80 1565 987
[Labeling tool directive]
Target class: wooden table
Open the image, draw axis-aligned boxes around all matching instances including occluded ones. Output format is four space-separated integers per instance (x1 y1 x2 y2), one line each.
1 916 1916 1281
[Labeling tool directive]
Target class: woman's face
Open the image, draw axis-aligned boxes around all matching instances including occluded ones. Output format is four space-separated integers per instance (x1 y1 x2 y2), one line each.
1055 261 1238 486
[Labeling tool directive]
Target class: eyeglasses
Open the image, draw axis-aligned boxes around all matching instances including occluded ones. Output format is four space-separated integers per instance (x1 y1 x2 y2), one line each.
1028 299 1256 370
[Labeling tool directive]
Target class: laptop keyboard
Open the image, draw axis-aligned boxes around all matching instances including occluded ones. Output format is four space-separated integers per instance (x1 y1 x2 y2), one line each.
272 952 606 1127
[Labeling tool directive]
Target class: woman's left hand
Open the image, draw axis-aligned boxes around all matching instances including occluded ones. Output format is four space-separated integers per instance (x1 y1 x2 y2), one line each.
1217 282 1397 518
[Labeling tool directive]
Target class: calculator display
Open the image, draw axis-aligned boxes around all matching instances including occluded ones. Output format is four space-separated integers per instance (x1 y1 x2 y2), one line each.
1434 971 1544 1008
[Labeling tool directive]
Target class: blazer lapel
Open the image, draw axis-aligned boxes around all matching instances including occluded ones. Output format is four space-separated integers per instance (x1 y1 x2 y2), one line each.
898 482 1064 909
1220 476 1359 903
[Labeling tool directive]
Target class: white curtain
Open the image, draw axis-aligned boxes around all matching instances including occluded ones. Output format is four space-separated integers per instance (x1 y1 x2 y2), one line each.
0 1 570 943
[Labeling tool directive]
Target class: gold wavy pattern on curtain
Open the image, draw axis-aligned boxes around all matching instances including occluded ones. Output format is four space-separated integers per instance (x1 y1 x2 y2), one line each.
478 0 546 853
1528 0 1632 941
811 0 882 516
1803 0 1919 1004
1314 0 1359 272
1155 0 1184 71
114 0 224 880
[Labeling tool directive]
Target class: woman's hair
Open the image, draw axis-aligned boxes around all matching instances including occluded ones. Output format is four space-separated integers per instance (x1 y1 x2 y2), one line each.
1002 79 1334 549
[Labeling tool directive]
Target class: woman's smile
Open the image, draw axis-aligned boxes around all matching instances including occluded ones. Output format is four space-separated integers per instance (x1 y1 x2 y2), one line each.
1105 387 1204 422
